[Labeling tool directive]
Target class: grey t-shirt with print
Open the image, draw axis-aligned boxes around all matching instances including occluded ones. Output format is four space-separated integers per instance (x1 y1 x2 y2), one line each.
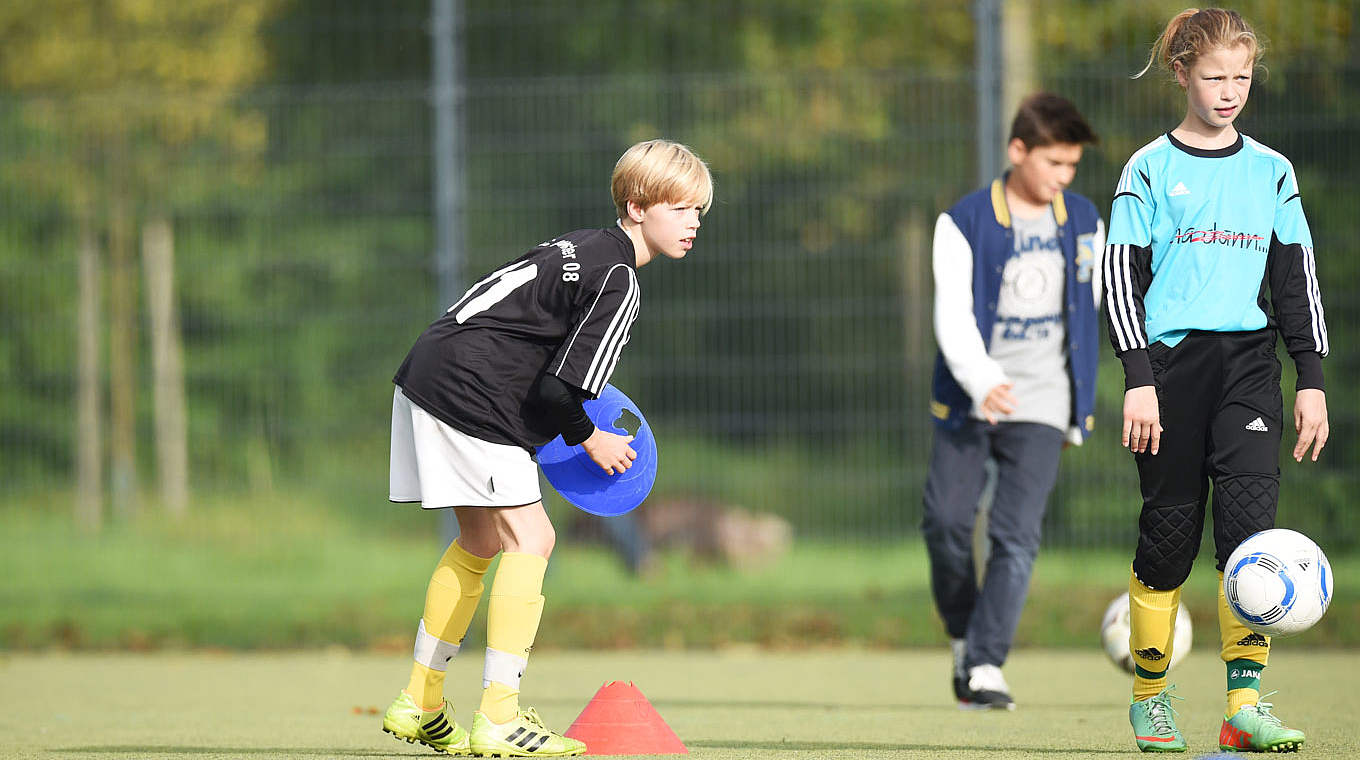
982 208 1070 433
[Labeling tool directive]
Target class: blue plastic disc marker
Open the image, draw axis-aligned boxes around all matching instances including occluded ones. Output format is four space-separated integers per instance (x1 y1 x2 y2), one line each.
536 384 658 516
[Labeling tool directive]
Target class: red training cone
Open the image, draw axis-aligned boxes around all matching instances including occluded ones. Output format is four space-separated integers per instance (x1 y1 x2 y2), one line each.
564 681 688 756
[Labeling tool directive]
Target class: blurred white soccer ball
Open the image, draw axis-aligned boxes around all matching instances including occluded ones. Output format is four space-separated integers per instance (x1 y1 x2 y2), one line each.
1100 593 1192 673
1224 528 1333 637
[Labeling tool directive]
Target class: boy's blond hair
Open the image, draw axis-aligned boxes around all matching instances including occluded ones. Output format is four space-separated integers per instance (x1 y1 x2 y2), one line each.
611 139 713 219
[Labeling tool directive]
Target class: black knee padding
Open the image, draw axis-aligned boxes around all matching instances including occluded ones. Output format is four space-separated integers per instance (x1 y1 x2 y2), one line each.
1213 474 1279 570
1133 501 1203 590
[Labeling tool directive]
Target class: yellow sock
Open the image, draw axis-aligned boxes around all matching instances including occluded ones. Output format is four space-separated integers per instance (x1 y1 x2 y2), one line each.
405 540 495 710
1129 568 1181 701
1219 570 1269 716
478 552 548 724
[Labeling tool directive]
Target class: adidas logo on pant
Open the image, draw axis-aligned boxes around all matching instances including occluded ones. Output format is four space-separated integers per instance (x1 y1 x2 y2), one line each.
1245 417 1269 432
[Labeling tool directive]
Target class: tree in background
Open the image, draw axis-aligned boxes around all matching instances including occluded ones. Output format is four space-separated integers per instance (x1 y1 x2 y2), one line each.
0 0 277 529
0 0 1353 544
251 0 1358 540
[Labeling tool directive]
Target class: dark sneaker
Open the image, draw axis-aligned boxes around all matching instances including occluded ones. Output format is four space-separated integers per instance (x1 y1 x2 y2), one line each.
951 639 971 705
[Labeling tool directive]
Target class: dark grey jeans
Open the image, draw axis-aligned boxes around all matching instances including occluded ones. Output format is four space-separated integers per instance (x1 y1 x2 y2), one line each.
921 419 1064 669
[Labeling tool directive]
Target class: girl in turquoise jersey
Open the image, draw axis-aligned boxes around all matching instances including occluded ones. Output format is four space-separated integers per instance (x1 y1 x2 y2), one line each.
1104 8 1328 754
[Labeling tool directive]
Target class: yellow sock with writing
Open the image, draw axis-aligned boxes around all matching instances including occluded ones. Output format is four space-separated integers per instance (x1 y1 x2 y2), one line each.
405 540 495 710
479 552 548 724
1219 570 1269 716
1129 568 1181 701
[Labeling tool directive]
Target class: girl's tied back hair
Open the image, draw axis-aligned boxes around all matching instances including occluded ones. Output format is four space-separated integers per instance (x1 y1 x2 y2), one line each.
1134 8 1262 80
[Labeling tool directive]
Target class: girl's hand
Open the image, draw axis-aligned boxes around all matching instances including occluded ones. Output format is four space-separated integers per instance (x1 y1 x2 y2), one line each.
1293 388 1329 463
1122 386 1162 455
580 428 636 475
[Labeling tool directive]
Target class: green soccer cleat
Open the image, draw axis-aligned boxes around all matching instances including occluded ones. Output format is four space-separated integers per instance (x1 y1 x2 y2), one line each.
469 707 586 757
1130 687 1187 753
1219 695 1305 753
382 691 471 755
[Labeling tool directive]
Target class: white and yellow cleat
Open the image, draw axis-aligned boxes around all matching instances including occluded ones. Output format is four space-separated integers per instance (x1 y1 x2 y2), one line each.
469 707 586 757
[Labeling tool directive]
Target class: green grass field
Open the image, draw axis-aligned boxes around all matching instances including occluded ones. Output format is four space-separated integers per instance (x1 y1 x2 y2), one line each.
3 649 1358 759
4 498 1360 651
5 497 1358 758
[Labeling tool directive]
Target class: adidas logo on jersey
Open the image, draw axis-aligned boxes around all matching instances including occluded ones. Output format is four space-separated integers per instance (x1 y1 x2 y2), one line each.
1134 647 1166 661
1245 417 1269 432
1169 182 1191 197
1236 632 1270 647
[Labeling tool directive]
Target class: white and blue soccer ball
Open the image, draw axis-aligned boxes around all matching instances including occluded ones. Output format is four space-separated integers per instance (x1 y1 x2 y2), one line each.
1223 528 1333 637
1100 592 1192 673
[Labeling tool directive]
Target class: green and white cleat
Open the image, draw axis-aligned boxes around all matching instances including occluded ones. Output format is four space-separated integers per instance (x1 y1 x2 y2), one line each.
469 707 586 757
382 691 471 755
1130 687 1187 753
1219 695 1305 753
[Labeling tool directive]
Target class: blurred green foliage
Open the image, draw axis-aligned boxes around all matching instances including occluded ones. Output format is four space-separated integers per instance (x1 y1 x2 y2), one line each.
0 0 1357 548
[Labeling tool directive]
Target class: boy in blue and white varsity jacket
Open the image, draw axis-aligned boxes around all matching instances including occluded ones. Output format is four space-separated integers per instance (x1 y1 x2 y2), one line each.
921 93 1104 710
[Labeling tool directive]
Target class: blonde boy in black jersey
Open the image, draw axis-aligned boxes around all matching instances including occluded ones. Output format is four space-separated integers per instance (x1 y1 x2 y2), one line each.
381 140 712 757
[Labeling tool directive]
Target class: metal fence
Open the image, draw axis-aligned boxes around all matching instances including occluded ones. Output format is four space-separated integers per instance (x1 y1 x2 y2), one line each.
2 0 1357 550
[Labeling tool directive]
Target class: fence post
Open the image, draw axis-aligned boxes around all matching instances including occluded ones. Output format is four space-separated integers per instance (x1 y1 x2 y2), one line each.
431 0 465 547
973 0 1004 186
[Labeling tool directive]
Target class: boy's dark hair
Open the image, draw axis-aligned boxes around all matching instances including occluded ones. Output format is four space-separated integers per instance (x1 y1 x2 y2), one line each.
1009 92 1098 148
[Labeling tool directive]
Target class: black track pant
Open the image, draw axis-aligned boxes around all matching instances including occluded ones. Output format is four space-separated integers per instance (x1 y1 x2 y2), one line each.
1132 329 1283 591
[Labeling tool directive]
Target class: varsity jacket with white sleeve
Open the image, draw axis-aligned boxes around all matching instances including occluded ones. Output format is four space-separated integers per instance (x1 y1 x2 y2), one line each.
929 177 1105 444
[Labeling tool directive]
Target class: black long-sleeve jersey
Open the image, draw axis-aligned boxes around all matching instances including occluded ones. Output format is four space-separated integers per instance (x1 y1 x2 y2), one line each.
395 225 639 451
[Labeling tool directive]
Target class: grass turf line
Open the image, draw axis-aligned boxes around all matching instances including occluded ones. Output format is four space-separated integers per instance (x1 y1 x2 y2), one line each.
2 649 1357 759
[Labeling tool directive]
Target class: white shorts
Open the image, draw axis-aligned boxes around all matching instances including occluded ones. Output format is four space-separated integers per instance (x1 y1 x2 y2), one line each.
389 388 542 508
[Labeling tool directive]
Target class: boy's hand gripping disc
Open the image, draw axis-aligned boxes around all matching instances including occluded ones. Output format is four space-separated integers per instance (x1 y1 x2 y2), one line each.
537 384 657 516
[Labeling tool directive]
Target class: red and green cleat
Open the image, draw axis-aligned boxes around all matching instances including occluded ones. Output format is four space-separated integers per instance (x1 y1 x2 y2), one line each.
1130 687 1187 753
1219 696 1305 753
382 691 471 755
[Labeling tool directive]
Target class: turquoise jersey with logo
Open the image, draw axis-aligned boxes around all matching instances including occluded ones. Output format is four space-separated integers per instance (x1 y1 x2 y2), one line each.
1103 132 1327 389
1106 132 1319 347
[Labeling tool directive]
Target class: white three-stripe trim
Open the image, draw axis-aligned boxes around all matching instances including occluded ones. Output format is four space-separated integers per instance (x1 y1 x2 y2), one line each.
1301 245 1328 355
555 264 639 395
586 284 640 394
1104 243 1146 352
